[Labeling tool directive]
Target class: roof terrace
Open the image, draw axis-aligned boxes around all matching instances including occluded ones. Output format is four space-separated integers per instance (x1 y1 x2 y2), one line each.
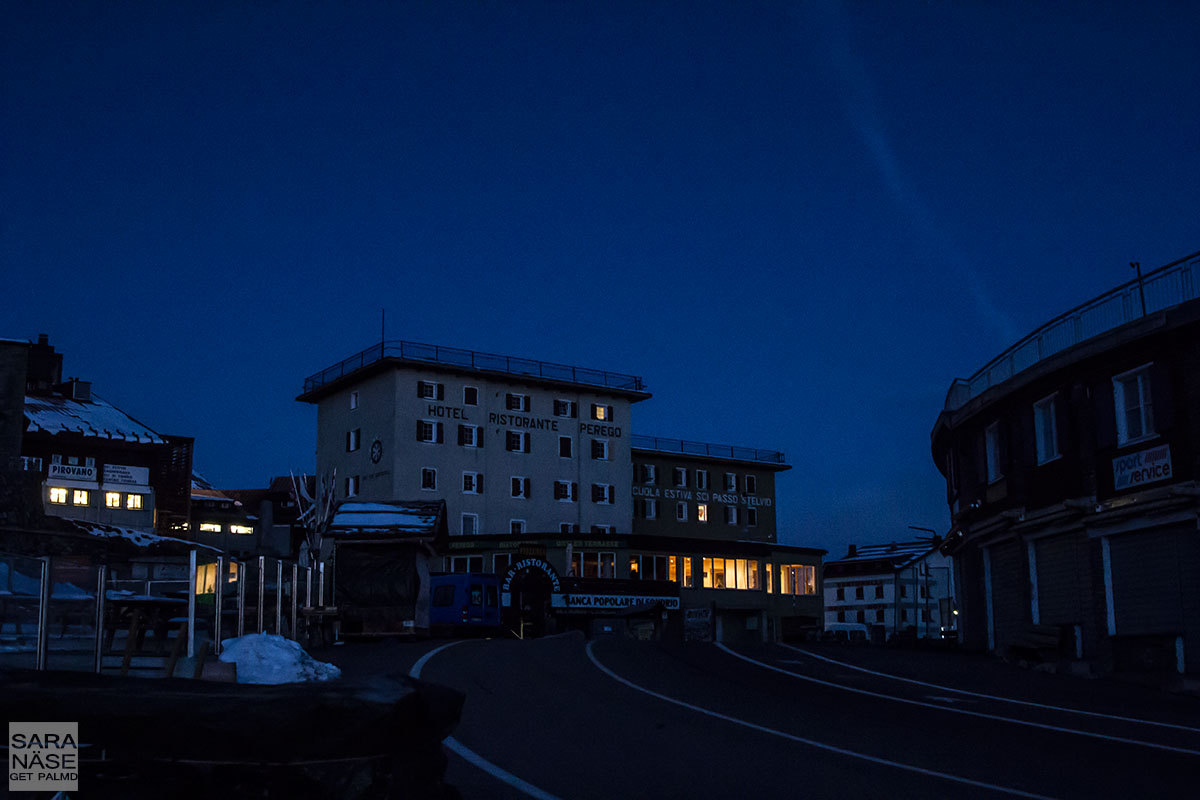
631 434 787 465
944 249 1200 411
301 339 646 397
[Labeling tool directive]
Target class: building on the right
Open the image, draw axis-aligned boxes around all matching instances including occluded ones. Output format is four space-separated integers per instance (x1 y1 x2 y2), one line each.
930 250 1200 675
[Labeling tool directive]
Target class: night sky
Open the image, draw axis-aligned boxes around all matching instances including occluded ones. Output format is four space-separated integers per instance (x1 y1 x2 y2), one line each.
3 3 1198 557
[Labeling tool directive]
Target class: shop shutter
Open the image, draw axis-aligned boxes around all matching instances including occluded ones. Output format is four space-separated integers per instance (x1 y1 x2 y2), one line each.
1035 533 1086 626
989 538 1027 652
1108 528 1185 635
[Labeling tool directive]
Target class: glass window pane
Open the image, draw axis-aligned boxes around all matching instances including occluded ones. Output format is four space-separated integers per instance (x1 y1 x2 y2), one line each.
712 558 726 589
702 558 713 589
584 552 599 579
747 560 759 590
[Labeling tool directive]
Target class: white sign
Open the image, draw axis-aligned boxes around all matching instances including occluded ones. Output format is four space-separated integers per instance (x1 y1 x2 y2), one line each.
103 464 150 486
9 721 79 792
1112 444 1172 490
48 464 96 481
560 594 680 610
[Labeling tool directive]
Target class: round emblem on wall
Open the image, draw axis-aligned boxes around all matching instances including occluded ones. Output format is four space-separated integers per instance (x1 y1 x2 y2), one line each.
369 439 383 464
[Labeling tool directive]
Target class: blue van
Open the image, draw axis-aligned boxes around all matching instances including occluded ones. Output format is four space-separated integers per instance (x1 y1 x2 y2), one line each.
429 573 502 636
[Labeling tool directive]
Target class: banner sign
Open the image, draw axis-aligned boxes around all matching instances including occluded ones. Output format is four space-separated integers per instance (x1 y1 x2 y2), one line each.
103 464 150 486
48 464 95 481
1112 444 1172 490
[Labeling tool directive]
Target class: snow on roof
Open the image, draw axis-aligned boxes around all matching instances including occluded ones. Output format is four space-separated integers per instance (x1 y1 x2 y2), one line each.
24 393 165 443
192 487 239 504
828 540 939 568
329 500 443 536
72 521 222 552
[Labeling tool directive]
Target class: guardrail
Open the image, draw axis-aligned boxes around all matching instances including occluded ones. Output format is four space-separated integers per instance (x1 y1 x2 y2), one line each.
303 339 646 395
945 251 1200 410
631 435 786 464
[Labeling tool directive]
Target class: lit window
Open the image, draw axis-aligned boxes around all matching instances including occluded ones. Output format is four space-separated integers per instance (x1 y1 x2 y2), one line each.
1113 364 1155 445
629 555 640 578
590 403 612 421
105 492 121 508
780 564 816 595
985 422 1003 483
1033 394 1059 464
697 503 708 523
229 524 253 535
683 557 693 588
350 391 359 410
126 493 143 510
72 489 89 505
49 487 68 504
421 468 437 491
200 522 222 532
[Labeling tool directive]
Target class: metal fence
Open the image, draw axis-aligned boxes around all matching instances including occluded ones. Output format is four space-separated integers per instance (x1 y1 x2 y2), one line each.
631 435 787 464
303 339 646 395
0 550 331 675
945 252 1200 410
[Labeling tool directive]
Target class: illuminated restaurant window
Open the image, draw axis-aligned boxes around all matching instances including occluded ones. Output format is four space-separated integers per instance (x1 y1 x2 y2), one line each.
199 523 222 533
780 564 816 595
572 551 614 579
668 555 679 583
629 555 641 578
105 492 121 508
72 489 89 505
49 487 68 504
196 563 218 594
229 524 253 535
683 557 693 588
701 557 759 590
126 494 143 510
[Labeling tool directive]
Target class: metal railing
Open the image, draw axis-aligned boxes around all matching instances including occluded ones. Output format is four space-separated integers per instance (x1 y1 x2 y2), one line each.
944 251 1200 410
302 339 646 395
631 435 786 464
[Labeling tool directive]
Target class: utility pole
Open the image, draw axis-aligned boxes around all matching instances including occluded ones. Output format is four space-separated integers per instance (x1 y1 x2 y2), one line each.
1130 262 1147 317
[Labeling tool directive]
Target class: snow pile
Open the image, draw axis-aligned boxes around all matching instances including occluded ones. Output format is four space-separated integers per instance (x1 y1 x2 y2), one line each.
218 633 341 684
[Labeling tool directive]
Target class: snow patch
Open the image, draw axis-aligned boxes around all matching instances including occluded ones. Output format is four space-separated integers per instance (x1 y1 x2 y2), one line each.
218 633 341 684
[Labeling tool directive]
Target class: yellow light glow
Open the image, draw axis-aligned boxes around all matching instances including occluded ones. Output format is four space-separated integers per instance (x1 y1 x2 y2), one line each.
595 406 608 420
72 489 89 505
105 492 121 508
229 524 253 535
49 487 68 504
697 504 708 523
126 493 143 510
199 522 222 532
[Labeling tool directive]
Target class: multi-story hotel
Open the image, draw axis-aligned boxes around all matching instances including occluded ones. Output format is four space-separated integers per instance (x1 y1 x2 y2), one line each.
298 339 824 642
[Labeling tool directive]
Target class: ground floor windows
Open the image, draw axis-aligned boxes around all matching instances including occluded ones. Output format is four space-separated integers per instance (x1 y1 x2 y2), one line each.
667 555 693 587
199 523 222 533
49 487 68 504
494 552 513 572
72 489 89 505
229 524 253 535
105 491 121 508
630 554 669 580
449 555 484 573
571 551 616 579
702 558 760 590
126 493 144 510
779 564 816 595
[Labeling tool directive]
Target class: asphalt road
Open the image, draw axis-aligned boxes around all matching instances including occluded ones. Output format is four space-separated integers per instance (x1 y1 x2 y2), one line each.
324 636 1200 799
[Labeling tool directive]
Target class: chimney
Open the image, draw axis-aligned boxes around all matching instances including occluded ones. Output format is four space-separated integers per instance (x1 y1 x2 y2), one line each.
26 334 62 393
847 544 857 558
0 338 30 467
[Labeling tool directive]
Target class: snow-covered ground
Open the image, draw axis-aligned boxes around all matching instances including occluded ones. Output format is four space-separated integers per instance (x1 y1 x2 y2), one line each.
218 633 341 684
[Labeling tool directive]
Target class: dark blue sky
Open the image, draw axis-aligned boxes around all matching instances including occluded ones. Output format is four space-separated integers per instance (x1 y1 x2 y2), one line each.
4 3 1197 555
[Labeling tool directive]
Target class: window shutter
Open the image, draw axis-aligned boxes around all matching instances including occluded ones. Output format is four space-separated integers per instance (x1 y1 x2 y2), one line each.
511 477 520 496
554 482 564 499
592 484 601 502
1150 363 1174 433
570 401 577 418
436 422 444 443
417 382 424 398
458 425 468 446
570 482 577 501
1093 379 1117 449
437 383 445 401
416 420 424 441
524 478 531 498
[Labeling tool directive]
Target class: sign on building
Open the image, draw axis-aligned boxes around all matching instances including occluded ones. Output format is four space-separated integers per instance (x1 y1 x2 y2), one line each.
102 464 150 486
1112 444 1172 490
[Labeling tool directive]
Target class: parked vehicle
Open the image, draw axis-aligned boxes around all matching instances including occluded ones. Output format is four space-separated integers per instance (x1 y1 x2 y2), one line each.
429 573 502 636
821 622 870 643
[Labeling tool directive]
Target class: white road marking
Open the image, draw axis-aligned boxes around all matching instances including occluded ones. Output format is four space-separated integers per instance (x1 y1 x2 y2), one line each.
717 643 1200 757
778 643 1200 734
585 641 1054 799
926 695 972 704
410 641 563 800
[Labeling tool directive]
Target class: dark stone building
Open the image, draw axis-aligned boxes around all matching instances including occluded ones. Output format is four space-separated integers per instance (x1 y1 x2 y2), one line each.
931 251 1200 676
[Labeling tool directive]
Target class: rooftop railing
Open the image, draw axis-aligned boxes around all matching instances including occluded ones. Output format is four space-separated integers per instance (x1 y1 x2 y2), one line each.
944 251 1200 411
631 435 786 464
303 339 646 395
